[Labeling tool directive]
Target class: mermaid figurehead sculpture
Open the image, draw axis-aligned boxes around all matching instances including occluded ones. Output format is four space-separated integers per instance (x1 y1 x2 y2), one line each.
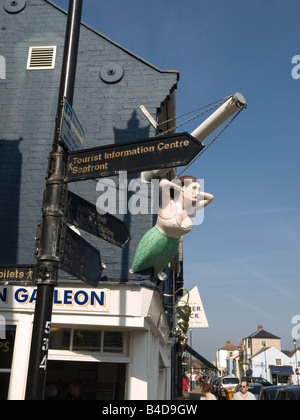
131 176 214 277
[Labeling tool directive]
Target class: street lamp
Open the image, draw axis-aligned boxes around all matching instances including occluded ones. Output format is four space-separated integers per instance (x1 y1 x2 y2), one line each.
263 343 268 381
293 339 299 386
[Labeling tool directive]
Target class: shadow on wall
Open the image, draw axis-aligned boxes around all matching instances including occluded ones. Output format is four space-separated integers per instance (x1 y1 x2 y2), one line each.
113 111 151 280
0 138 23 264
114 110 150 144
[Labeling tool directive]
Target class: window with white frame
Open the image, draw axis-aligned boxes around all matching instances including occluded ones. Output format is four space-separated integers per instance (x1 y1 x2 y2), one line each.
49 327 127 355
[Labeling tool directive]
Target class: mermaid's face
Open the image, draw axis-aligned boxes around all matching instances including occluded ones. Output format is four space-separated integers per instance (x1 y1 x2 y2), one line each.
183 182 201 205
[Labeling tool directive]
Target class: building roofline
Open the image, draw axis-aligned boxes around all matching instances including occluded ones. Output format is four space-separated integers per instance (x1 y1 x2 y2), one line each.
250 346 272 359
243 329 281 340
217 342 240 352
44 0 180 81
286 348 300 358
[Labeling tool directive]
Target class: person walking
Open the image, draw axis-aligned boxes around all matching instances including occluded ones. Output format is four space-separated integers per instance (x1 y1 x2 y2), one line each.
182 373 189 399
200 383 216 400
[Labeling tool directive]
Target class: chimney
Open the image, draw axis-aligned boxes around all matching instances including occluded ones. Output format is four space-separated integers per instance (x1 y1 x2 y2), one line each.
258 324 263 331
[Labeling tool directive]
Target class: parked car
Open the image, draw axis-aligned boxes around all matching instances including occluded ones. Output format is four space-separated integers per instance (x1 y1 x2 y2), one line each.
235 383 262 400
259 385 285 400
275 386 300 401
242 376 273 387
218 376 240 400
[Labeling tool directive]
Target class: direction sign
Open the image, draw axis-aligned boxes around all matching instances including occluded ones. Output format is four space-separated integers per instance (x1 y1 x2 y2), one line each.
66 132 204 183
60 98 84 151
0 265 36 284
65 191 131 248
60 226 102 287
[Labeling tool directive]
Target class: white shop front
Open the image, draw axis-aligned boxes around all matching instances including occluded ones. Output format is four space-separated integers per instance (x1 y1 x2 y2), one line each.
0 282 172 400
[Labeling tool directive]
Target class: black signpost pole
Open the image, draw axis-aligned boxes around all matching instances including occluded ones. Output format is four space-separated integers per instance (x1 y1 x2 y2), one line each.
25 0 83 400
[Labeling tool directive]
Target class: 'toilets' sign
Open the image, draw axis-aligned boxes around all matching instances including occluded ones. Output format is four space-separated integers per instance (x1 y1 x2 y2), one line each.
0 265 36 283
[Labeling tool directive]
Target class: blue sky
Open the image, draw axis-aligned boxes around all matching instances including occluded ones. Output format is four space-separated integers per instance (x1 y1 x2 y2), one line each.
54 0 300 361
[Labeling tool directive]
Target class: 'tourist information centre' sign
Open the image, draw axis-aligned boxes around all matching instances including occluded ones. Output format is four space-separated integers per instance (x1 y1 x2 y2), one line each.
66 133 204 182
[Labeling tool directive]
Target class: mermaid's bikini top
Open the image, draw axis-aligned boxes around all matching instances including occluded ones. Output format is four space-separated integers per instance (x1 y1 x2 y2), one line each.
156 214 193 239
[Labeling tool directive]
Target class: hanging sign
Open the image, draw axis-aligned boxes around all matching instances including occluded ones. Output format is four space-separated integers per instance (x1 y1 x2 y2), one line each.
179 286 209 329
65 191 130 248
60 226 103 287
66 132 204 182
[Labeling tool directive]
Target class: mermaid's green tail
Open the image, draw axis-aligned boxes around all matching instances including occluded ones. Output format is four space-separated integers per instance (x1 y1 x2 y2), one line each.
131 226 180 277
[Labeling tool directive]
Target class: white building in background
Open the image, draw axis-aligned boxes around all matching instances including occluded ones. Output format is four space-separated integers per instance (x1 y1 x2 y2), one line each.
250 346 300 386
216 341 240 376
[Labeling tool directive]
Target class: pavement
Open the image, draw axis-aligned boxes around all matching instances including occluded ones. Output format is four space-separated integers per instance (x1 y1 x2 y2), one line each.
188 385 202 400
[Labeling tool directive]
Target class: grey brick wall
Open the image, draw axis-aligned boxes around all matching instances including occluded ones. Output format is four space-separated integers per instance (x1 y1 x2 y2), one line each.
0 0 178 280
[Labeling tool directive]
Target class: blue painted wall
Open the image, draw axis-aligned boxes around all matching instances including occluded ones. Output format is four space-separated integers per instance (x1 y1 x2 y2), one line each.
0 0 178 280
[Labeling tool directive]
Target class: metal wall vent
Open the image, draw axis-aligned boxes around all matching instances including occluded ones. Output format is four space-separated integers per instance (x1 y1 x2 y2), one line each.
26 46 57 70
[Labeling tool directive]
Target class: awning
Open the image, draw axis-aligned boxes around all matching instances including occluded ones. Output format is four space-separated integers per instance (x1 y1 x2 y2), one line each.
185 344 217 372
269 365 294 375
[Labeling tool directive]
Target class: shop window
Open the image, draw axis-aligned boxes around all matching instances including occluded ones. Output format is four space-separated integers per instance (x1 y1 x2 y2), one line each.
103 332 124 354
50 327 126 355
0 325 16 400
49 328 71 350
73 330 101 352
